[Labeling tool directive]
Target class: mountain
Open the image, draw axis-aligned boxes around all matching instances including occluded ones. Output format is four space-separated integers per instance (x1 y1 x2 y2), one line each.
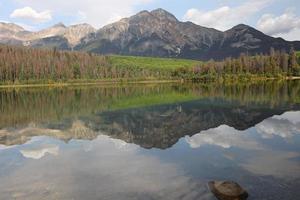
0 22 27 45
1 8 300 60
0 22 96 49
75 9 300 60
75 9 225 59
208 24 300 60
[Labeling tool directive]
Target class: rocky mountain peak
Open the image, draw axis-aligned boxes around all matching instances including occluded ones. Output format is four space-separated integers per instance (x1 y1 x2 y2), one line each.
69 23 94 29
27 23 66 41
231 24 251 30
225 23 267 39
64 23 96 46
150 8 178 22
0 22 26 44
227 24 262 35
133 10 152 19
52 22 66 28
0 22 24 33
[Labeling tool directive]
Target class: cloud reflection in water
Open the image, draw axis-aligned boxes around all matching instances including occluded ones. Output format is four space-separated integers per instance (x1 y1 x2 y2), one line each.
185 111 300 179
0 135 214 200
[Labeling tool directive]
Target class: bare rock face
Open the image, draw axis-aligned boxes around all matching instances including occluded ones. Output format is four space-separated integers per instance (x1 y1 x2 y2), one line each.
208 181 248 200
63 23 96 46
0 22 26 44
0 22 24 34
26 23 66 41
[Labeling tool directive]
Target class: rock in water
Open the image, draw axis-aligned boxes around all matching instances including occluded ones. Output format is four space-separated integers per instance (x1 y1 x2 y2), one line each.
208 181 248 200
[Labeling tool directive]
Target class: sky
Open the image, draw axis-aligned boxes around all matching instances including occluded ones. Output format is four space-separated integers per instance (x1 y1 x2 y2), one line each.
1 0 300 41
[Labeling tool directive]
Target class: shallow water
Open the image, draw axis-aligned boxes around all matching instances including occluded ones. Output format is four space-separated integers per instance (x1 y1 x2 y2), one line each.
0 81 300 200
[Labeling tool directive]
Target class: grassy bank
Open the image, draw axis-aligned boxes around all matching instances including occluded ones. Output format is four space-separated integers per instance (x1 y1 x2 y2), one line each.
108 55 200 70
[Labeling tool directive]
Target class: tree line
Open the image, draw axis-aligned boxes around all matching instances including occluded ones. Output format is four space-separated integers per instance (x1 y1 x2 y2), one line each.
0 44 300 84
174 48 300 80
0 45 166 84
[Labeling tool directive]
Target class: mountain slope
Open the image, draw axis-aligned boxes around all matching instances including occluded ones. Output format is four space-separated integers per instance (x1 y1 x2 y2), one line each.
207 24 300 59
0 22 27 45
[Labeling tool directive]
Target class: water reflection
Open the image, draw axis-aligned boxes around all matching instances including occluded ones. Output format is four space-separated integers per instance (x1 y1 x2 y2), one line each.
0 136 214 200
186 113 300 179
185 125 260 149
256 112 300 139
0 81 300 199
187 110 300 149
20 141 59 160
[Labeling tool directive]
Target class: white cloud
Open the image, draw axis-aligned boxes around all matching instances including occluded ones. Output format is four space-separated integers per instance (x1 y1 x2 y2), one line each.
10 6 52 23
256 115 300 139
273 111 300 124
183 0 272 31
275 28 300 41
257 10 300 38
13 0 153 28
185 125 260 150
0 135 213 199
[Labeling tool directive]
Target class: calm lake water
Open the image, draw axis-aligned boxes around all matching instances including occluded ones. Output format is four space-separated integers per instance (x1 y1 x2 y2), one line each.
0 81 300 200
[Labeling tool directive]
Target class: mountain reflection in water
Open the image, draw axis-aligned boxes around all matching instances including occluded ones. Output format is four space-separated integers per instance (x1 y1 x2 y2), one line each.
0 81 300 200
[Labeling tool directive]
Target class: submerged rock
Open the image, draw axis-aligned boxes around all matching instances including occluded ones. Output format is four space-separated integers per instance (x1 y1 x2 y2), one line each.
208 181 248 200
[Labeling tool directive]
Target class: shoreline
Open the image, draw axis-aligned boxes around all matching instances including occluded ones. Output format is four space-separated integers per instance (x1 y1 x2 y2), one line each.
0 79 181 89
1 76 300 89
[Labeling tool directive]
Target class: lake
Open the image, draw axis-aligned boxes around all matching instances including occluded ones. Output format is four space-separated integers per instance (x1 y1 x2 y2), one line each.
0 81 300 200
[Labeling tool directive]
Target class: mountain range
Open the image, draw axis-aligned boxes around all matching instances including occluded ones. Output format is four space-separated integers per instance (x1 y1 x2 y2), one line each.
1 8 300 60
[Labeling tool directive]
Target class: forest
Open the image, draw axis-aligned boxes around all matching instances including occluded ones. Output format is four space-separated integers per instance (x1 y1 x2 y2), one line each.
174 48 300 81
0 44 300 84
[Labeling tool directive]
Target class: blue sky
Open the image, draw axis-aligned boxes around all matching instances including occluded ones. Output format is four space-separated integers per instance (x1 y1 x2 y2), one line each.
1 0 300 40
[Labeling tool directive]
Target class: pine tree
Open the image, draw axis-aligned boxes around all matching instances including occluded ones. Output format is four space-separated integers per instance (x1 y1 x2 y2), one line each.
288 47 298 76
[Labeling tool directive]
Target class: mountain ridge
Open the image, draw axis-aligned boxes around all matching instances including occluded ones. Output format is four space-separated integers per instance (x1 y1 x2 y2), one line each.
0 22 95 48
1 8 300 60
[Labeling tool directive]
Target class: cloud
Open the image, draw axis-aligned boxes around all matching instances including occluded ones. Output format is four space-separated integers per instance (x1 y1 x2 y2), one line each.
257 10 300 38
0 135 213 199
185 125 259 150
13 0 153 28
10 6 52 23
275 29 300 41
256 117 300 139
273 111 300 124
183 0 272 31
